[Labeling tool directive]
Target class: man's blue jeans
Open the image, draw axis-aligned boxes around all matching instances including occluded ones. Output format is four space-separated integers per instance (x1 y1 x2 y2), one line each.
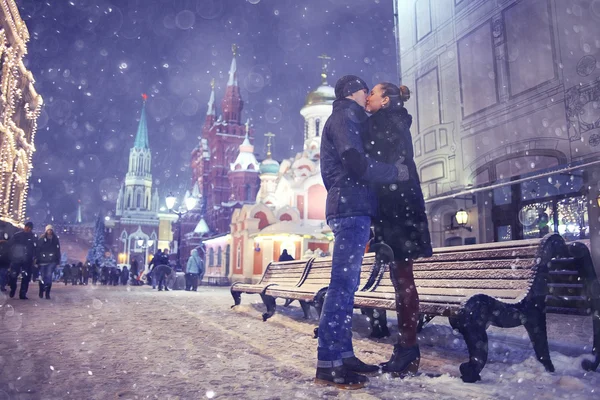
317 216 371 367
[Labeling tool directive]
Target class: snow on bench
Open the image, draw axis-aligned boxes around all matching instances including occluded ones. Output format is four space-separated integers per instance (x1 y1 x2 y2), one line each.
357 233 599 383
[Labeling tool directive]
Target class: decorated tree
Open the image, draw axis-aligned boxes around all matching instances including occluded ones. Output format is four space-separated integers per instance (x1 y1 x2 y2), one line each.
87 215 106 264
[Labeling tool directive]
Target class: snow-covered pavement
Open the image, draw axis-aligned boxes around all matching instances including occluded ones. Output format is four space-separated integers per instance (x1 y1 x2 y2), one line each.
0 285 598 399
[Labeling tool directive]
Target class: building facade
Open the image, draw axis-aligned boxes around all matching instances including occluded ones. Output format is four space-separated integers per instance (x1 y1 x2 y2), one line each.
0 1 43 232
110 96 173 268
393 0 600 271
188 46 258 237
204 68 334 284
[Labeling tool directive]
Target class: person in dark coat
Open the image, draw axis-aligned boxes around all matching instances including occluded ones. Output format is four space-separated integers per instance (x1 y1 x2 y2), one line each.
76 262 84 285
7 221 37 299
92 262 100 285
82 262 90 285
148 249 162 289
36 225 61 299
315 75 409 389
100 266 109 285
364 82 432 376
0 228 11 292
70 263 79 285
154 264 172 291
63 263 72 285
121 266 129 285
278 249 294 262
130 257 139 286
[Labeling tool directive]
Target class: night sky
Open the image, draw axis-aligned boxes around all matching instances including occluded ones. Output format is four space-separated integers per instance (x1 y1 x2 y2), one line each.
18 0 397 225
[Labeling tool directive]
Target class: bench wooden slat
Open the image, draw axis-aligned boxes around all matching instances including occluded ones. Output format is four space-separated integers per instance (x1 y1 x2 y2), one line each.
412 259 534 271
413 269 534 280
373 277 532 291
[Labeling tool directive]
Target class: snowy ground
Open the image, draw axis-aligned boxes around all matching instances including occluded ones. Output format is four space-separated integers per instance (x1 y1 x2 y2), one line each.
0 285 598 400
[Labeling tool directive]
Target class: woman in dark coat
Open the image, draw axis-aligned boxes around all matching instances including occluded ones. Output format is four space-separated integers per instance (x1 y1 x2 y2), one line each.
365 82 432 376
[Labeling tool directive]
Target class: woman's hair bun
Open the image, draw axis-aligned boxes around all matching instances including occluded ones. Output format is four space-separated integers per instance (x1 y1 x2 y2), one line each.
399 85 411 102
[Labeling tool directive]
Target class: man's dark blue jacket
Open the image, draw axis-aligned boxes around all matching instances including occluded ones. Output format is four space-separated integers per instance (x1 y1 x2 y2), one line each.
320 98 399 220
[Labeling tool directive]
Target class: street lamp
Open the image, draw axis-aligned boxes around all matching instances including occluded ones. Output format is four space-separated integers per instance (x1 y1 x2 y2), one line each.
165 192 198 271
455 209 469 226
136 238 154 270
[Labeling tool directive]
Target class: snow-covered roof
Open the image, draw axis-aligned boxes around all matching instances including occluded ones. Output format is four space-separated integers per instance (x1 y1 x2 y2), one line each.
230 135 259 172
256 221 325 238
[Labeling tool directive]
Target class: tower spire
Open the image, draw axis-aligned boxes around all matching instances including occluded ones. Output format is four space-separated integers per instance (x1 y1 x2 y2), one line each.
221 44 244 123
207 79 215 116
134 94 149 149
264 132 275 159
227 44 238 86
76 200 82 224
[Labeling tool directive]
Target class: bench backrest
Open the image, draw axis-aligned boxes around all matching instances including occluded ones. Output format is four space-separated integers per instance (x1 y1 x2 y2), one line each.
259 258 312 287
297 253 378 290
546 240 598 316
366 239 544 315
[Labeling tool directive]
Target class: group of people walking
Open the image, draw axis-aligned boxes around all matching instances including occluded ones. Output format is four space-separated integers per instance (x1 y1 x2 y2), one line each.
0 223 61 300
315 76 432 389
61 262 129 286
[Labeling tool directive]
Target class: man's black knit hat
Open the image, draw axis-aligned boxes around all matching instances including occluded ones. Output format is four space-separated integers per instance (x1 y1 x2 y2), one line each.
334 75 369 99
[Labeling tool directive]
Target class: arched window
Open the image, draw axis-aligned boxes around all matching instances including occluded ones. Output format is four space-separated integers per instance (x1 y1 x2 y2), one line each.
225 245 231 275
217 246 222 266
236 243 242 270
315 118 321 137
245 184 252 201
208 248 215 267
304 120 309 140
136 193 142 208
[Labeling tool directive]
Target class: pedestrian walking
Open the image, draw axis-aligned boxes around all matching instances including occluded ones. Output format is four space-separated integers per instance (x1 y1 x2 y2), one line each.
70 263 79 285
92 262 99 285
7 222 37 300
148 249 162 289
63 263 71 285
365 82 432 375
185 249 203 291
315 75 409 389
36 225 61 300
121 266 129 285
0 228 11 292
82 262 90 285
154 249 171 291
130 257 139 286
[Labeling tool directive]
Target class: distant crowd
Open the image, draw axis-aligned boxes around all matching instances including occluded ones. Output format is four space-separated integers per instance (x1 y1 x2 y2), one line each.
0 222 206 300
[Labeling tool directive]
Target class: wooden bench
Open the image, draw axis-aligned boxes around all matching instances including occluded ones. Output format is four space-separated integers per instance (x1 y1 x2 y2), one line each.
356 234 600 382
261 253 379 321
230 258 313 319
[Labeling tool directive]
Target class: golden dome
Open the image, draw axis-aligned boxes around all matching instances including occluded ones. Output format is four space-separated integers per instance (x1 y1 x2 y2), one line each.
304 85 335 107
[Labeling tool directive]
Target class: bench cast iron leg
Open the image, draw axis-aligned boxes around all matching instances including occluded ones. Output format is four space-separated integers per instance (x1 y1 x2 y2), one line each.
260 293 277 321
523 302 554 373
451 294 493 383
583 308 600 371
299 300 312 319
313 288 328 318
417 313 435 333
361 308 390 338
230 289 241 309
284 299 295 307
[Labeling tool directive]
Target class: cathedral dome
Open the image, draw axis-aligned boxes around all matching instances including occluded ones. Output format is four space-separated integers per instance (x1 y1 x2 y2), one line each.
304 85 335 107
260 157 280 175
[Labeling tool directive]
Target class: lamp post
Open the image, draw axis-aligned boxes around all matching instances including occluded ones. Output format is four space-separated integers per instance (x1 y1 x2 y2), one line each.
165 192 197 271
136 238 155 271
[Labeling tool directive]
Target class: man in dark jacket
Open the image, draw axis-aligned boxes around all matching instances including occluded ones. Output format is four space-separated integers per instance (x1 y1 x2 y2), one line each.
314 76 409 389
130 257 139 286
8 221 37 299
36 225 61 299
154 249 171 291
148 249 162 289
0 227 11 292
